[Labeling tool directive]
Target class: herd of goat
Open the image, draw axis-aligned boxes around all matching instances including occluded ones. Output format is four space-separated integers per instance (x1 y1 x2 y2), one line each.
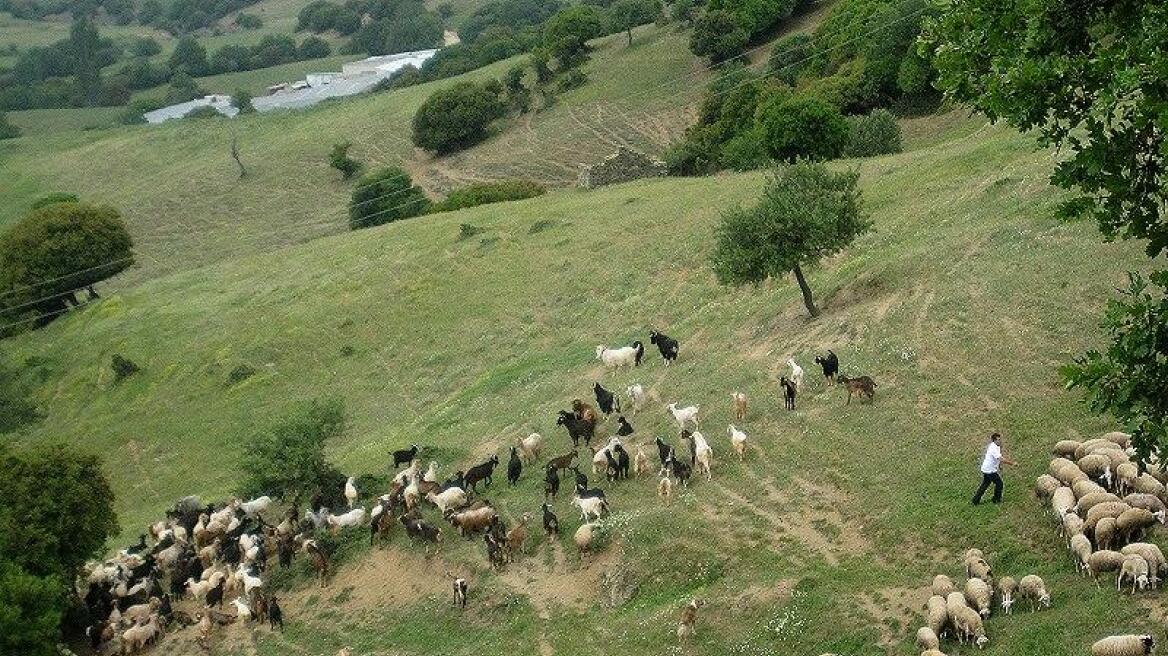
77 331 887 655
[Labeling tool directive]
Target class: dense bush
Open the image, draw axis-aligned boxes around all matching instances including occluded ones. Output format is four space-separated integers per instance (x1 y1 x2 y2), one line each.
0 111 18 140
412 81 507 154
168 36 208 75
227 363 256 385
164 72 206 104
689 9 748 62
130 37 162 57
210 44 253 73
348 0 443 56
162 0 264 33
759 96 849 162
116 57 172 90
664 125 722 176
0 559 62 656
232 89 256 114
349 167 429 230
843 109 901 157
461 0 565 44
0 203 134 323
768 32 812 84
431 179 546 213
543 4 606 67
236 12 263 29
329 142 362 180
609 0 661 45
251 34 298 68
111 354 140 380
0 357 41 433
707 0 796 36
240 397 346 499
297 0 360 34
118 97 164 125
298 35 332 59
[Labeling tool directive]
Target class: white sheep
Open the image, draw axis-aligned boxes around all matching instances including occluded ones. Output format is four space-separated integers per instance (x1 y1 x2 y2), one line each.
1123 493 1167 515
574 522 597 553
1118 554 1150 594
926 595 949 639
326 508 367 531
1017 574 1051 611
916 626 940 651
596 343 641 368
997 576 1016 614
1070 533 1093 573
964 577 992 617
1102 431 1132 448
1090 634 1156 656
1034 474 1061 501
931 574 955 597
1077 454 1114 487
1096 517 1118 551
727 425 747 461
1073 479 1108 499
572 495 607 522
667 403 699 430
517 433 543 464
1061 510 1085 542
1052 440 1082 458
345 476 358 508
394 460 421 487
945 591 968 626
238 496 271 518
786 358 804 391
427 487 468 514
1129 473 1166 497
1122 543 1166 588
1088 550 1128 579
952 605 988 648
1051 486 1076 516
1116 507 1165 544
1076 491 1123 515
626 384 646 415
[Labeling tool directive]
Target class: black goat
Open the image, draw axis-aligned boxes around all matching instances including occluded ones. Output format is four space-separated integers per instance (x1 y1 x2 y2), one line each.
781 376 797 410
814 350 840 385
507 446 522 486
400 514 441 543
125 534 148 555
440 470 466 491
557 410 595 447
665 455 691 486
452 577 469 609
544 465 560 500
464 455 500 492
616 416 634 436
268 596 284 631
205 577 225 608
649 330 679 365
593 383 620 415
612 444 630 480
604 450 620 482
655 436 673 467
541 502 560 536
570 465 588 489
391 444 420 469
575 483 606 500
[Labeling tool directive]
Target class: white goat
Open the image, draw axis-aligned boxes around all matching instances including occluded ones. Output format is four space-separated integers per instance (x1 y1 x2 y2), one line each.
238 496 271 518
327 508 366 531
787 358 804 391
572 495 608 522
517 433 543 464
427 487 468 513
424 461 440 483
596 342 643 368
667 403 699 430
345 476 358 508
690 431 713 481
626 384 646 415
232 597 252 622
727 425 747 461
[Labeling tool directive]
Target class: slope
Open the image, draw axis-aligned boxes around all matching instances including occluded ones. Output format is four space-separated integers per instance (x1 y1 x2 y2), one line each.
4 114 1158 655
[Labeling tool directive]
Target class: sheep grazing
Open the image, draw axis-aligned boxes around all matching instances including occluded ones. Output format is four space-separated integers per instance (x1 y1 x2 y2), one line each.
945 591 968 626
786 358 804 391
1119 554 1151 594
1116 507 1165 544
464 455 500 492
541 503 559 536
626 384 646 415
1017 574 1050 611
1129 473 1166 498
517 433 543 464
649 330 679 365
1061 510 1085 541
1034 474 1061 501
1088 550 1128 579
926 595 949 639
916 626 940 651
667 403 699 430
997 576 1016 614
344 477 358 509
952 605 988 648
507 447 523 486
1070 533 1093 573
121 616 161 653
727 425 747 461
1051 486 1076 516
1076 491 1123 515
780 377 796 410
814 350 839 385
931 574 956 597
633 447 650 477
676 599 701 641
1097 517 1118 551
731 391 747 421
1122 543 1166 588
616 416 634 436
964 577 992 617
574 522 597 553
1102 431 1132 449
1091 635 1156 656
597 341 645 368
1052 439 1082 458
572 494 608 522
1077 454 1114 487
658 476 673 503
391 444 420 469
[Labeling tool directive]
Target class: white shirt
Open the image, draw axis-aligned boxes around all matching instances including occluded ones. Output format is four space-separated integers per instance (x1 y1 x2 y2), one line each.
981 442 1002 474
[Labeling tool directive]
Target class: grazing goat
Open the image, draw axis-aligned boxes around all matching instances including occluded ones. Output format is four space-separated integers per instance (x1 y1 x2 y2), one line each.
787 358 804 391
426 488 468 514
649 330 679 365
686 431 714 481
464 455 500 492
626 384 646 414
665 455 691 487
658 476 673 503
612 444 631 479
238 496 272 519
401 515 441 546
449 507 499 538
542 503 560 536
727 425 747 461
667 403 699 430
302 540 330 587
616 416 634 436
731 392 747 421
814 350 839 385
839 375 877 404
507 447 523 486
780 377 796 410
327 508 366 532
655 436 674 469
677 599 702 641
596 342 644 368
544 465 561 500
268 596 283 630
573 494 609 522
558 410 595 448
547 450 577 473
633 447 650 477
571 465 589 489
451 575 469 609
391 444 420 469
594 383 620 414
517 433 543 464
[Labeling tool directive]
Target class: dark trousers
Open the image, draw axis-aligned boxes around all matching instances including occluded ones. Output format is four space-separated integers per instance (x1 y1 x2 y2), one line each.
972 472 1003 504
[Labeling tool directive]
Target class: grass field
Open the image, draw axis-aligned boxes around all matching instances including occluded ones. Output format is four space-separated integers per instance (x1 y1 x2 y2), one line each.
4 109 1159 655
0 24 706 286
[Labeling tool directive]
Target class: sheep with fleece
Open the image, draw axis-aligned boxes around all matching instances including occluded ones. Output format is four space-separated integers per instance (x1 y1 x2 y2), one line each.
1096 517 1118 550
1052 440 1082 458
1017 574 1051 611
931 575 955 597
964 577 992 617
667 403 699 430
1085 502 1132 534
997 576 1016 614
626 384 646 415
961 548 986 575
121 616 161 654
1062 511 1085 542
952 605 988 648
945 591 968 627
1051 461 1089 487
1073 479 1108 499
596 342 644 368
926 594 949 639
1103 431 1132 448
1034 474 1061 501
1091 634 1155 656
1077 454 1114 487
1118 554 1151 593
916 626 940 651
1051 486 1076 516
574 522 597 554
1124 493 1167 515
1116 507 1164 544
1077 492 1123 516
1129 474 1166 497
1088 550 1128 579
727 425 747 461
1076 438 1122 460
424 461 440 483
1070 533 1093 573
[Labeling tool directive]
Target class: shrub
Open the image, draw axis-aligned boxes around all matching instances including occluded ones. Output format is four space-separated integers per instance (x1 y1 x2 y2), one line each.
348 167 429 230
554 68 588 92
298 35 332 59
329 142 362 180
843 109 901 157
0 356 41 433
232 89 256 114
0 560 63 656
433 179 546 213
30 193 78 210
111 355 140 381
118 97 164 125
768 32 812 85
0 111 19 140
719 125 771 171
758 96 849 162
184 105 224 119
609 0 661 45
227 364 256 385
543 5 606 68
168 36 208 76
458 223 486 240
236 13 263 29
708 0 797 36
412 81 507 154
689 9 748 62
165 72 206 105
664 125 721 176
130 37 162 57
240 397 346 500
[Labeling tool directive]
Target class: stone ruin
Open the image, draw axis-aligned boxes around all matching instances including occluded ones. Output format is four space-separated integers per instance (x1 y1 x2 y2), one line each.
577 146 668 189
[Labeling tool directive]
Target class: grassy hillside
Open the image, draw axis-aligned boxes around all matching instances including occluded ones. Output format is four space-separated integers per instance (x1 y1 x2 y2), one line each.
4 114 1158 655
0 24 705 285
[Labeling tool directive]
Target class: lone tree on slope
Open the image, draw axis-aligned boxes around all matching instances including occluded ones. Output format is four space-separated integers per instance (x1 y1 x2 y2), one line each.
711 162 870 318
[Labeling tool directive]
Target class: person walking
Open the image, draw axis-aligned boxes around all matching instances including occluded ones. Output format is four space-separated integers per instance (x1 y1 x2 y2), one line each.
972 432 1016 505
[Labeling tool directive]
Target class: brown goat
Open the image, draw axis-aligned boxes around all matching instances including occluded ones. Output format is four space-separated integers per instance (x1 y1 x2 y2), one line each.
302 539 330 587
839 375 877 404
731 392 747 422
506 513 531 560
572 399 600 425
449 506 498 538
677 599 703 641
547 450 577 473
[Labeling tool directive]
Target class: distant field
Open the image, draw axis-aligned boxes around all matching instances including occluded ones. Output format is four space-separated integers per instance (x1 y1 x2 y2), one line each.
4 106 124 135
0 24 705 286
5 113 1158 656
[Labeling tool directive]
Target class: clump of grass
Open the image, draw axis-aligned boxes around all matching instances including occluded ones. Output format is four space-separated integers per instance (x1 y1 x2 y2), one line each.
459 223 486 241
528 219 558 234
227 363 256 385
111 354 139 382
